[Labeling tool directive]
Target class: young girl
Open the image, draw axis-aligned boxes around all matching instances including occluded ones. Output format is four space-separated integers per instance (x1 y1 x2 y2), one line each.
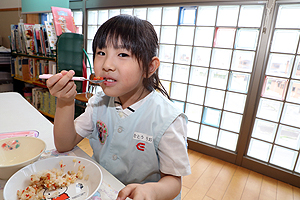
47 15 191 200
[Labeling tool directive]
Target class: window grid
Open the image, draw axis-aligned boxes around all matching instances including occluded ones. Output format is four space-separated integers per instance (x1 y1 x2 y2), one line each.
86 4 265 153
247 3 300 174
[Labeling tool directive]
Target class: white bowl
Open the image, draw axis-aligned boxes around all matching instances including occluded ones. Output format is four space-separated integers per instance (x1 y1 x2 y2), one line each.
3 156 103 200
0 136 46 179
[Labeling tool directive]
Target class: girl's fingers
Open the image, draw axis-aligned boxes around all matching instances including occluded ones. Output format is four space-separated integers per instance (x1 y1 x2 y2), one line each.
47 70 76 98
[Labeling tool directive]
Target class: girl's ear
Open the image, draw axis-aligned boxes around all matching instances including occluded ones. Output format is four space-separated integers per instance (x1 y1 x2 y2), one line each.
147 56 160 77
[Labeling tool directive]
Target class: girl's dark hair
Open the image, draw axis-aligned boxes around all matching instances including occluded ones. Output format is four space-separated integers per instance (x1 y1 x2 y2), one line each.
92 14 170 99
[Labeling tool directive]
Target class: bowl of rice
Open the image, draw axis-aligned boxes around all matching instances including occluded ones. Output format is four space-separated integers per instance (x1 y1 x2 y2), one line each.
0 136 46 179
3 156 102 200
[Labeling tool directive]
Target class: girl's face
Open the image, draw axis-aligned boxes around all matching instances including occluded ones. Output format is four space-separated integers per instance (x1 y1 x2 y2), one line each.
94 45 148 106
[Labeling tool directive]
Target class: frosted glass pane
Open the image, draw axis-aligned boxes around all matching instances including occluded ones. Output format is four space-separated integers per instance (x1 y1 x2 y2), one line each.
98 10 109 25
134 8 147 20
170 82 187 101
172 64 190 83
109 9 120 18
73 11 82 25
189 66 208 86
261 76 288 100
275 125 300 150
87 39 93 54
271 30 300 54
162 7 179 25
256 98 283 122
176 26 195 45
286 80 300 104
281 103 300 128
186 103 203 122
231 50 255 72
224 92 246 113
88 54 94 71
216 6 239 27
158 62 172 80
276 4 300 29
173 100 185 113
213 28 236 48
194 27 214 47
159 45 175 62
88 26 98 40
147 7 162 25
88 11 98 25
228 72 250 93
207 69 228 90
205 88 225 109
251 119 277 142
154 26 161 42
187 121 200 140
247 139 271 162
266 53 294 78
77 26 83 34
199 125 218 145
161 80 171 94
192 47 211 67
210 49 232 70
174 46 192 65
197 6 217 26
270 146 297 170
202 107 221 127
238 5 264 27
187 85 205 105
235 28 259 50
160 26 177 44
296 159 300 173
292 56 300 80
221 112 242 133
121 9 133 15
217 130 238 151
179 6 197 25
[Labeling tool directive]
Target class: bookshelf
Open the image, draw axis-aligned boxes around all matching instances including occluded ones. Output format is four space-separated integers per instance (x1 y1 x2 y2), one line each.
11 33 84 119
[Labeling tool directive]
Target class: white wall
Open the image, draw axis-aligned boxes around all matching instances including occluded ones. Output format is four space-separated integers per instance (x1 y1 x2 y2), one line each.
0 0 21 9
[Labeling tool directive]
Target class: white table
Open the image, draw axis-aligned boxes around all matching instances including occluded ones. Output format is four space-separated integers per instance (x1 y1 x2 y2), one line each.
0 92 125 199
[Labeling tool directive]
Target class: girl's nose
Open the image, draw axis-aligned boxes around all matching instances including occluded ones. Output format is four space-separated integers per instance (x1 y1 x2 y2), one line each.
102 57 115 72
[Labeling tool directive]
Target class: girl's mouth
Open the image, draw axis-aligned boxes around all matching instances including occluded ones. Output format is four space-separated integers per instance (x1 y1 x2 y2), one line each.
105 79 116 82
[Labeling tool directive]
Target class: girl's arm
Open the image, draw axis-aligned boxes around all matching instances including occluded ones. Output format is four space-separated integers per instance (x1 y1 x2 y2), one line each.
46 70 83 152
117 173 181 200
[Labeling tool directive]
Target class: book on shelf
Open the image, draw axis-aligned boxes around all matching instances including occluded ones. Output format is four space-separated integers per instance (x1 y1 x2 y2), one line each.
10 57 16 76
44 21 57 51
10 24 18 53
33 24 42 54
51 6 76 36
21 58 30 80
18 22 27 54
14 57 23 78
32 87 57 116
39 27 47 56
23 24 35 55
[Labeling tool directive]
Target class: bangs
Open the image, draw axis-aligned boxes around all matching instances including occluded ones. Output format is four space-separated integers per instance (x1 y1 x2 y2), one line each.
92 15 142 60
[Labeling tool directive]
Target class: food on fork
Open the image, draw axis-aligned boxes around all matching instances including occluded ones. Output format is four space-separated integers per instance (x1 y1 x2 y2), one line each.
93 76 104 81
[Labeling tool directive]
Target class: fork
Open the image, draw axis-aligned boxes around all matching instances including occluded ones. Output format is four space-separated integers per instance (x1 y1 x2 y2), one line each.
39 74 105 84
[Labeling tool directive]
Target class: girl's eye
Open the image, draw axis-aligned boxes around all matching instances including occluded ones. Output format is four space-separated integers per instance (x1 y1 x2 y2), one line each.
118 53 129 57
97 51 105 56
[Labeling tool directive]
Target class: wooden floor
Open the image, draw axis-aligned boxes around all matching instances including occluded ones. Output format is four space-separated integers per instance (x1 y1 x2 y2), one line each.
77 138 300 200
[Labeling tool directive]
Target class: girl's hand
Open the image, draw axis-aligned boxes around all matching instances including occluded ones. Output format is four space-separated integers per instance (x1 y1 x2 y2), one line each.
116 183 156 200
46 70 77 104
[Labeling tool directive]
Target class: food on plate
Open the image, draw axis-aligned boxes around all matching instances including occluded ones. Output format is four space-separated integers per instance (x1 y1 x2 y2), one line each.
17 159 88 200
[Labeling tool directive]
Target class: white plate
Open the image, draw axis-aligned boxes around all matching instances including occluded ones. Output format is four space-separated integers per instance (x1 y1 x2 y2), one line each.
3 156 102 200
